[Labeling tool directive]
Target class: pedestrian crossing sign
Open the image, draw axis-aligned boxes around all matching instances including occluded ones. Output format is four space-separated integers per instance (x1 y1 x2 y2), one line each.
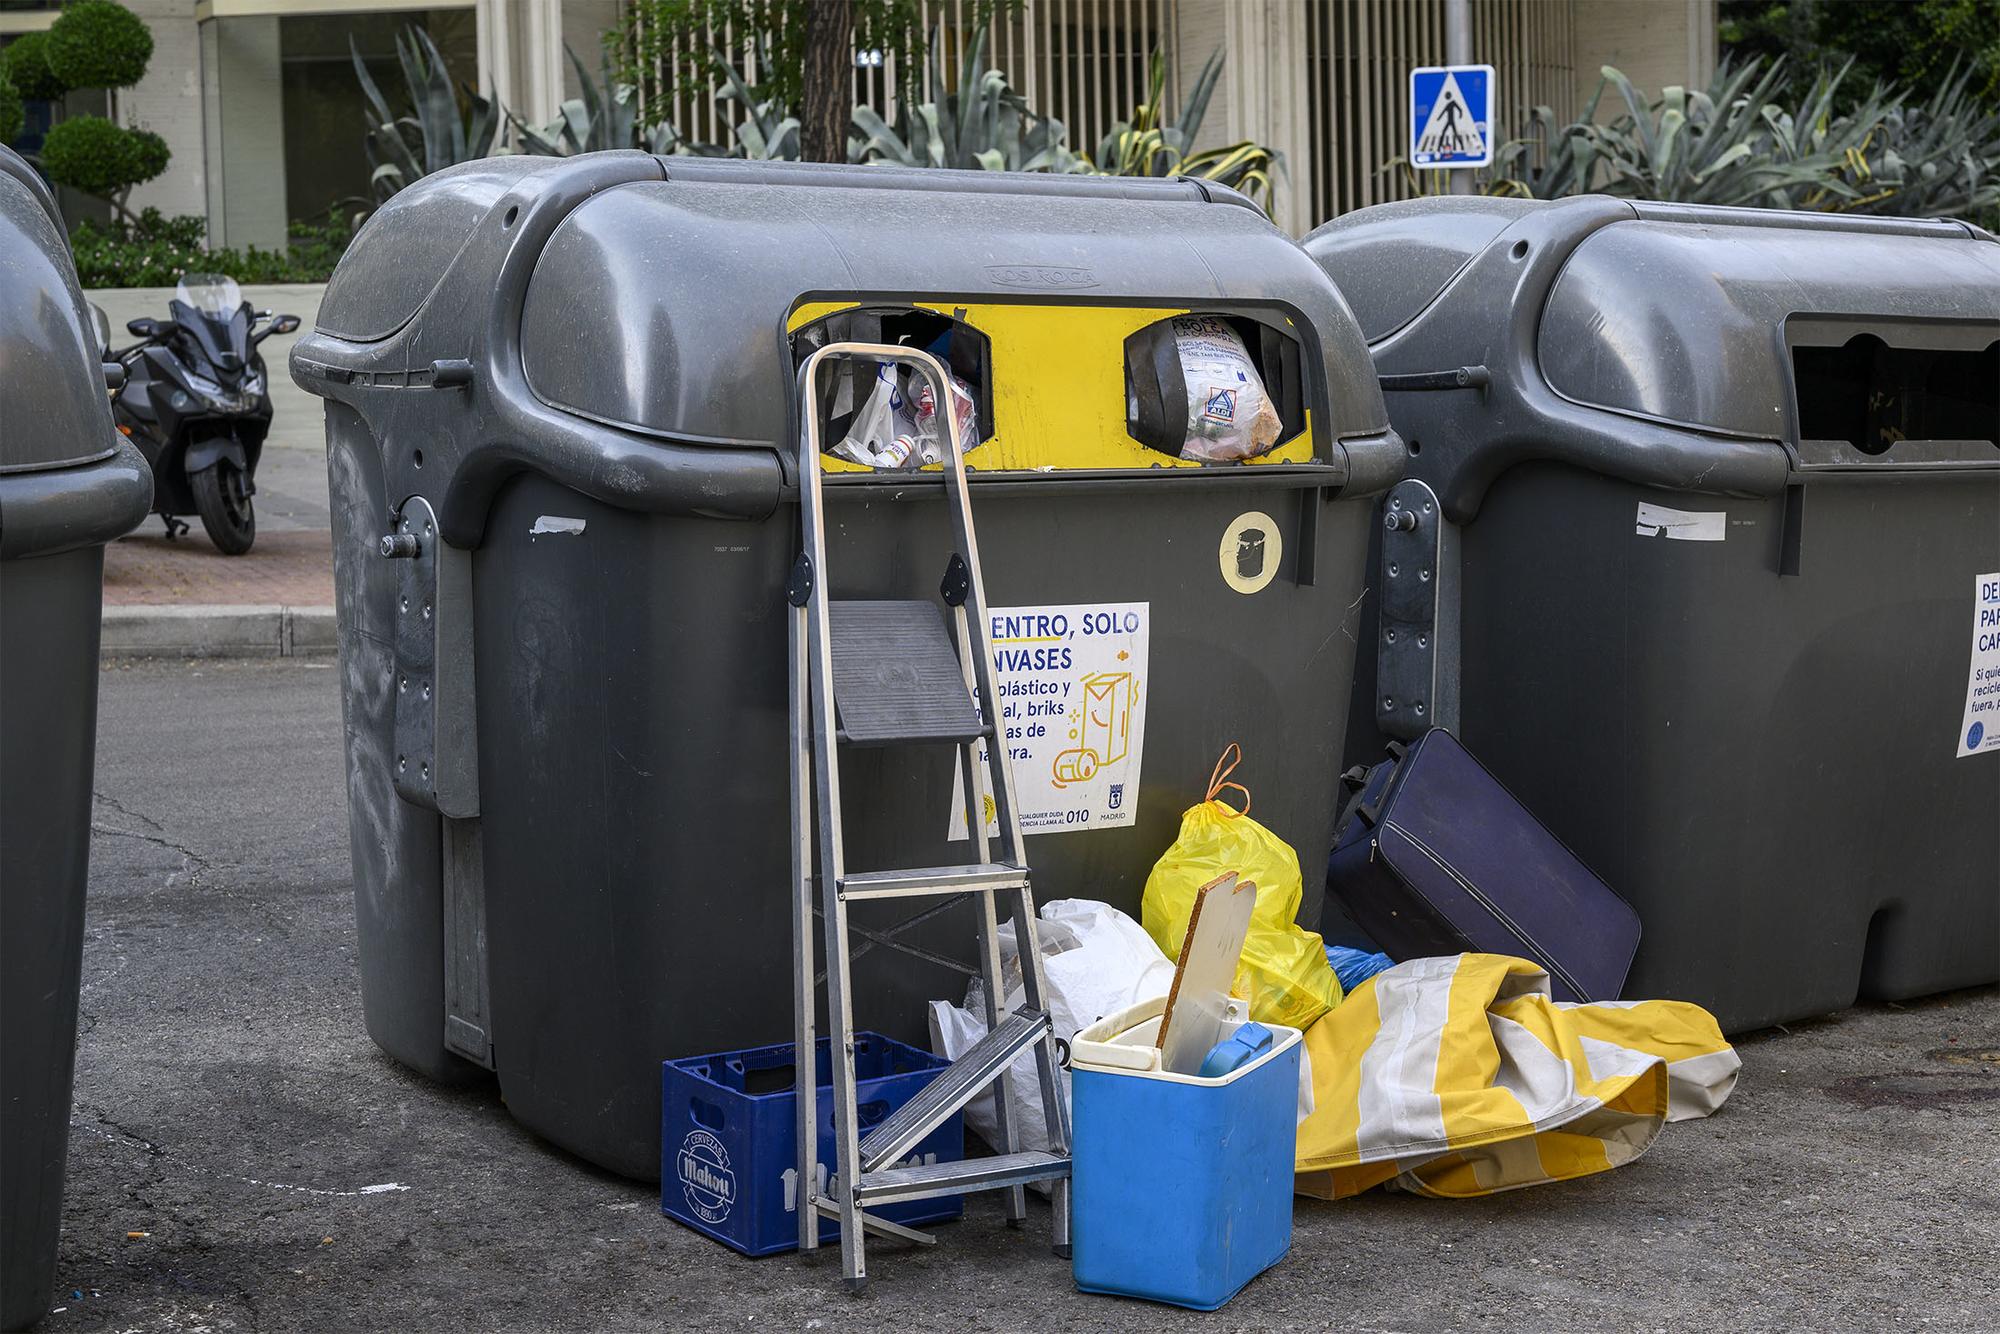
1410 64 1494 168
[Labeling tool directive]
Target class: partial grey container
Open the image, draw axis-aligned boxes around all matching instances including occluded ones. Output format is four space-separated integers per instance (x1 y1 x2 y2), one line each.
291 152 1399 1179
1305 195 2000 1032
0 146 152 1332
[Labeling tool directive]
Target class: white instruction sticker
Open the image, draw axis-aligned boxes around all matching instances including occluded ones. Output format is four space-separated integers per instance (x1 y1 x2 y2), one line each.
1957 572 2000 758
1635 502 1726 542
949 602 1149 837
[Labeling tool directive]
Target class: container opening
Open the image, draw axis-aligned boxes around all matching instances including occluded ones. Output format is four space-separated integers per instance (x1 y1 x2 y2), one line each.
1791 334 1999 453
793 306 996 449
1123 314 1306 461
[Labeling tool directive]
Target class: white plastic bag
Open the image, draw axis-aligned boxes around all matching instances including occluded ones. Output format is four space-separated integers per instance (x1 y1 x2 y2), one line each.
927 898 1314 1170
928 900 1175 1161
1171 315 1282 463
831 362 978 469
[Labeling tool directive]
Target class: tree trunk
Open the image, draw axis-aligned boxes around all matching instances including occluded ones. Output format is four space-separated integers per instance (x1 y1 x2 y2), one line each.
801 0 854 163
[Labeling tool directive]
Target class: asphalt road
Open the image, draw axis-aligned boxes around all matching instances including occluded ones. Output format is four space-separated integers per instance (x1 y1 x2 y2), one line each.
54 658 2000 1331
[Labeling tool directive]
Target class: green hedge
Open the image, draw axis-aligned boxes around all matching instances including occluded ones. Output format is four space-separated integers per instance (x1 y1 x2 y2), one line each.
40 116 167 195
0 66 22 146
72 209 354 288
2 31 66 103
47 0 152 92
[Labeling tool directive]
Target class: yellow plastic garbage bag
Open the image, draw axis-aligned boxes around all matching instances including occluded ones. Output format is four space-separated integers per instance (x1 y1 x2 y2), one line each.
1293 953 1740 1200
1141 745 1342 1031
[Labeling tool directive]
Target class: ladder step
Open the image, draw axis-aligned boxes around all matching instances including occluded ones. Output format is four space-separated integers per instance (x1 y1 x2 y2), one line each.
840 863 1028 901
828 600 985 745
860 1008 1049 1172
855 1150 1071 1207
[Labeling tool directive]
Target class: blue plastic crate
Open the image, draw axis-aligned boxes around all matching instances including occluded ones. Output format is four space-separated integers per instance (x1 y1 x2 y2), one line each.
1069 1000 1301 1310
661 1032 964 1256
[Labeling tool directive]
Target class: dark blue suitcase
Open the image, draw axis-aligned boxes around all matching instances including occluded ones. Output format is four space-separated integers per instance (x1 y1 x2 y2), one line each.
1327 729 1641 1003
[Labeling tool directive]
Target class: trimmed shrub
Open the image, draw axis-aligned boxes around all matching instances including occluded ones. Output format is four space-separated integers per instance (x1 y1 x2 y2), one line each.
0 66 23 146
47 0 152 92
3 31 68 104
41 116 167 196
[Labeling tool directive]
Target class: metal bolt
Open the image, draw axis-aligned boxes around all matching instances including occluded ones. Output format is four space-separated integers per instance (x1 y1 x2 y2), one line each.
1385 629 1397 643
1422 501 1433 514
421 762 430 780
1415 702 1426 716
398 676 407 693
421 600 433 621
381 533 420 558
1387 562 1400 577
1382 696 1394 710
421 682 431 701
1420 567 1432 583
399 595 408 613
397 756 407 773
1385 509 1418 532
1418 635 1429 648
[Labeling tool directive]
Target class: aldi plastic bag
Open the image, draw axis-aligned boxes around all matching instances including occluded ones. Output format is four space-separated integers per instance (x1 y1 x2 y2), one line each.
1141 745 1343 1030
1171 316 1282 463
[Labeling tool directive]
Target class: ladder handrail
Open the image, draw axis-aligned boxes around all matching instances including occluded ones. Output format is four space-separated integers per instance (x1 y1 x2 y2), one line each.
790 341 1070 1290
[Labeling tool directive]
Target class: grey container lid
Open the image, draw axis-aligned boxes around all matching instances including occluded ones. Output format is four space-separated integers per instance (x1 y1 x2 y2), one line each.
514 158 1390 451
297 154 1396 550
0 148 120 474
1304 195 2000 519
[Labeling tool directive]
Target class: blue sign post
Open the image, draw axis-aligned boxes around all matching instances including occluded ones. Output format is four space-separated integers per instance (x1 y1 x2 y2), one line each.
1410 64 1495 169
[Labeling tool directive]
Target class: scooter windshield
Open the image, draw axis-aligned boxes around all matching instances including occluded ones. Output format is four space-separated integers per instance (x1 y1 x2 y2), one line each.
174 273 244 318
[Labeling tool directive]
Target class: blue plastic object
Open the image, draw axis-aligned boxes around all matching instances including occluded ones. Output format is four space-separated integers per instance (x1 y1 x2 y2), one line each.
1197 1021 1275 1078
1326 943 1396 991
1071 1026 1300 1310
660 1033 963 1256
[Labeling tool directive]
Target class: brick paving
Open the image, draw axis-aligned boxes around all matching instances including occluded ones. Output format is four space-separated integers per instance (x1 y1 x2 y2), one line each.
103 528 334 607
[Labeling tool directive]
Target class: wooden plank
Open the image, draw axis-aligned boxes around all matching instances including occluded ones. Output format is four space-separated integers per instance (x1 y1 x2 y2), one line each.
1156 871 1259 1077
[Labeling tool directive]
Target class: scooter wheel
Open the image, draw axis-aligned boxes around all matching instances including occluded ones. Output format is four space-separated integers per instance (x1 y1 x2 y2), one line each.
191 460 256 555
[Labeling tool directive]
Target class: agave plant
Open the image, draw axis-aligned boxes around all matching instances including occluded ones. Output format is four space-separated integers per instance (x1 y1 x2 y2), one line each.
1849 61 2000 219
1093 48 1280 207
351 27 501 201
852 21 1084 173
512 45 641 155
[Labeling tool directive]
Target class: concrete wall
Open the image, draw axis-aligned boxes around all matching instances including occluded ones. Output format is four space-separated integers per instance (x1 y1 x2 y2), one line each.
200 15 288 251
1573 0 1719 111
122 0 207 225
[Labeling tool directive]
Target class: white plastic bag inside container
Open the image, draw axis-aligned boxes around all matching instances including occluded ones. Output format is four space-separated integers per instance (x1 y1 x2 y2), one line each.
927 898 1312 1182
1171 315 1282 463
830 361 978 470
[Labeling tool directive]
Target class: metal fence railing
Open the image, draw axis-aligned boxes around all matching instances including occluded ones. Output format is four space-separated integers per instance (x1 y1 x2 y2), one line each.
1303 0 1576 225
624 0 1174 159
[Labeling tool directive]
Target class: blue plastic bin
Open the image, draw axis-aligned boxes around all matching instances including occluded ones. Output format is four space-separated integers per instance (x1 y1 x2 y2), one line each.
1070 999 1301 1310
660 1032 964 1256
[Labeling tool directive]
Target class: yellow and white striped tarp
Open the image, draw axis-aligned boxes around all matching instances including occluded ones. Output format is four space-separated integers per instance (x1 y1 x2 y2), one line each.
1294 954 1739 1200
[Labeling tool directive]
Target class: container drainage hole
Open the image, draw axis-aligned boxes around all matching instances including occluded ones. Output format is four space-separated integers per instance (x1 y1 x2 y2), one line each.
412 449 424 468
1511 240 1530 260
1408 438 1421 456
503 205 519 228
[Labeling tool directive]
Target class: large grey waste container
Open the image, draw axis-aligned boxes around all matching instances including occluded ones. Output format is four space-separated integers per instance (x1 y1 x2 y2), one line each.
292 152 1400 1178
1305 196 2000 1032
0 146 152 1332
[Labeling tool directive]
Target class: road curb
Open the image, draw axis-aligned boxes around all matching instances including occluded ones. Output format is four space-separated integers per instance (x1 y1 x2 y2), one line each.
102 604 337 659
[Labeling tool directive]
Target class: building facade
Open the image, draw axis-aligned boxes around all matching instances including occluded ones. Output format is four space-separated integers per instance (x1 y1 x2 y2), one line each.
0 0 1715 247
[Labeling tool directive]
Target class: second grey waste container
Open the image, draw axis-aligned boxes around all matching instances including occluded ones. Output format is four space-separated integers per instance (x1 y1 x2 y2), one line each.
0 146 152 1333
292 153 1401 1180
1306 196 2000 1032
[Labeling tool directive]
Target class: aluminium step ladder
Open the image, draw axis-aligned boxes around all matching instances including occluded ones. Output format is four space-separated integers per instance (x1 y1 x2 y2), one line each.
788 343 1072 1292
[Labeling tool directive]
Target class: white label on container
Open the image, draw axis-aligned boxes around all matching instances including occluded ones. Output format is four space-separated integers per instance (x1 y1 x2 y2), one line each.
949 602 1149 838
1635 502 1726 542
1957 572 2000 759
